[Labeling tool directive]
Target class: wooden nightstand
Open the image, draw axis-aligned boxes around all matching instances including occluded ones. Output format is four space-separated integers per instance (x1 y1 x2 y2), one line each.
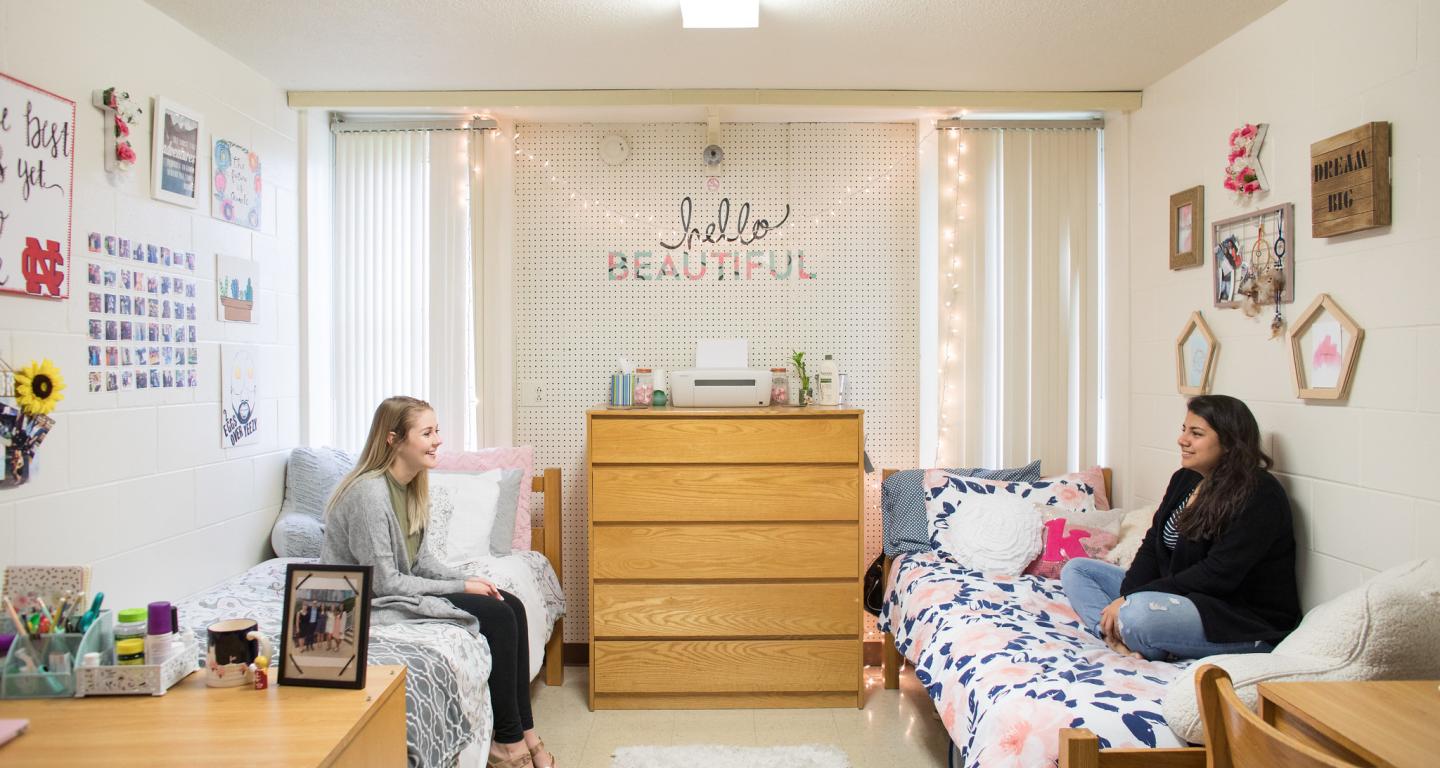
0 664 407 766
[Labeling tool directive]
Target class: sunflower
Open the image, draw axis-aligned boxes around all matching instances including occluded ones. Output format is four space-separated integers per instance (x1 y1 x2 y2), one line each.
13 359 66 416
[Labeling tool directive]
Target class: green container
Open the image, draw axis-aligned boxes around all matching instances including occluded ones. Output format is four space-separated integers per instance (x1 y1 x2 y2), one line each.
1 610 114 699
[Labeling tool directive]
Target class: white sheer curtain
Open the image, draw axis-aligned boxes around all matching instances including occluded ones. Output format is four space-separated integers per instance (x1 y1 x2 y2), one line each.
936 126 1101 472
332 127 481 451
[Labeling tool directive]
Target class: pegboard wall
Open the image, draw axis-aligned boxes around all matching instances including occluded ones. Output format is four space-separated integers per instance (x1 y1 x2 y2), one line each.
512 122 919 643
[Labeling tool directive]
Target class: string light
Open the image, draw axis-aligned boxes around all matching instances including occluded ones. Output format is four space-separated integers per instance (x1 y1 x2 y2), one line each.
507 128 918 237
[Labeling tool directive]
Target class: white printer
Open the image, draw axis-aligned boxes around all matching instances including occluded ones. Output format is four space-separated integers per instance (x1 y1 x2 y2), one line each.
668 368 772 407
667 339 772 407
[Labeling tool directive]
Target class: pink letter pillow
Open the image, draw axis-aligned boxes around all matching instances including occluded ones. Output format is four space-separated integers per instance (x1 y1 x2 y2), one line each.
924 469 1044 576
434 446 534 551
1013 476 1122 578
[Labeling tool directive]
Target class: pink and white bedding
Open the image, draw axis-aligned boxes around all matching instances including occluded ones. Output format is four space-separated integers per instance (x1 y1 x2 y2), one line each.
879 550 1190 767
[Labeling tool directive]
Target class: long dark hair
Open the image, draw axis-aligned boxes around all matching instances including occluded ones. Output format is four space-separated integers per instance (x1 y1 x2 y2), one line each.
1182 394 1272 539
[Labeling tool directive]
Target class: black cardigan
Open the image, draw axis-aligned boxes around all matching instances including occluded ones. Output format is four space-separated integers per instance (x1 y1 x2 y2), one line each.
1120 468 1301 644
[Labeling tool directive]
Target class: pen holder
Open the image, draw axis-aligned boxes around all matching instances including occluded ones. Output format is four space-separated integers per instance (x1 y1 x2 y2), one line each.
0 609 113 699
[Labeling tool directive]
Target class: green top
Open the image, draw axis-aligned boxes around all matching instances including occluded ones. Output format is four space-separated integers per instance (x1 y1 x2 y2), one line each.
385 471 423 566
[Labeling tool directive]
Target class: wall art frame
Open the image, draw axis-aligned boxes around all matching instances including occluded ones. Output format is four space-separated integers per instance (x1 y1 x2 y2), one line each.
1212 202 1295 310
1169 186 1205 270
150 97 204 208
1288 293 1363 400
1175 311 1219 395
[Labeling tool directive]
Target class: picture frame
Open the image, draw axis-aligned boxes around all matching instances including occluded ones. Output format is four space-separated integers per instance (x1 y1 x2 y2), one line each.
1175 311 1219 395
278 562 372 689
1211 202 1295 309
1168 186 1204 270
150 98 204 208
1288 293 1363 400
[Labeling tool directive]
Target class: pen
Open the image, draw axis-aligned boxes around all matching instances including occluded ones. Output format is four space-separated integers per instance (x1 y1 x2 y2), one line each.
2 596 26 638
35 596 55 633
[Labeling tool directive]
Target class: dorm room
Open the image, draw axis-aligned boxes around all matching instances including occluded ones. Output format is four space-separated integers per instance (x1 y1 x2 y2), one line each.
0 1 1437 766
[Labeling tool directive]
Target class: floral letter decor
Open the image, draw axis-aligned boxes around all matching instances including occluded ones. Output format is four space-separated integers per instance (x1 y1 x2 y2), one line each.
2 358 65 488
1224 123 1269 199
92 87 143 173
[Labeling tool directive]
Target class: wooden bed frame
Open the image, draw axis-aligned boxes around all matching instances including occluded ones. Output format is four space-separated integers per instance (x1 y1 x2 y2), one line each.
1057 729 1204 767
528 467 565 686
880 467 1114 689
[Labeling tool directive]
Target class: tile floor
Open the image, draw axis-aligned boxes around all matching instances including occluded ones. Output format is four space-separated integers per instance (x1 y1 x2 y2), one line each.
526 666 951 768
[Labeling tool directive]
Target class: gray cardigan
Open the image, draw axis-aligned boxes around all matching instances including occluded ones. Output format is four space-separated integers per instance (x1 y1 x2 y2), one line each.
322 473 479 634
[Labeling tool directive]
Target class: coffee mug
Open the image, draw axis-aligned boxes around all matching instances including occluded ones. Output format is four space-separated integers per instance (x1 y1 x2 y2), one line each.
206 618 272 688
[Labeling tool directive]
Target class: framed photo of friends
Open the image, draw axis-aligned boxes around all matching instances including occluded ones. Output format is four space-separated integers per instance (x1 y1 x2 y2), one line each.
278 563 372 689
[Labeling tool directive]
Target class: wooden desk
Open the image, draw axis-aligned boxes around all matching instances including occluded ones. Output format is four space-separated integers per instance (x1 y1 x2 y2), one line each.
0 665 406 767
1258 680 1440 768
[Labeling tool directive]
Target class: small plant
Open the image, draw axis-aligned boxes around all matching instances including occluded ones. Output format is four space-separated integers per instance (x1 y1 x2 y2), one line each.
790 350 812 405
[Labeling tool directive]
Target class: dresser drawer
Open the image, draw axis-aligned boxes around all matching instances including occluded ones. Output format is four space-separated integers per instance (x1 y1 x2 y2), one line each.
589 417 859 464
591 466 859 523
591 524 859 580
592 583 860 638
593 640 859 694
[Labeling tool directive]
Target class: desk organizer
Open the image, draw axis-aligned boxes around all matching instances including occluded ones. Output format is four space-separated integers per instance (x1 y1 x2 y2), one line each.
75 633 198 696
0 610 113 699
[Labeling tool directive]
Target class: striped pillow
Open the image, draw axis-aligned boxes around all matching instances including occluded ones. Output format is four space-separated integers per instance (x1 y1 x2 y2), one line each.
881 460 1042 557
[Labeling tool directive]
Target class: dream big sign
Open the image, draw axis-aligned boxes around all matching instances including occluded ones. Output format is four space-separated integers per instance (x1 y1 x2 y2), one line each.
1311 122 1390 238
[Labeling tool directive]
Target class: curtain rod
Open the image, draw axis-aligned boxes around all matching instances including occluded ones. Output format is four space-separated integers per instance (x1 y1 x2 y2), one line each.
935 118 1104 130
331 117 499 134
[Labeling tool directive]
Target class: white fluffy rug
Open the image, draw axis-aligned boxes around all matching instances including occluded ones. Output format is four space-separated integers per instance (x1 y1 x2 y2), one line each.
611 744 852 768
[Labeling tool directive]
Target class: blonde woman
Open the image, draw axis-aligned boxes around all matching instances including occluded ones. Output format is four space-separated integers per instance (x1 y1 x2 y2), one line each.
324 396 555 768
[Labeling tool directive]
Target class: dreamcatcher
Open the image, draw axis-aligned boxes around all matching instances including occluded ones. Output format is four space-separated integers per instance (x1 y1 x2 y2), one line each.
1235 209 1288 338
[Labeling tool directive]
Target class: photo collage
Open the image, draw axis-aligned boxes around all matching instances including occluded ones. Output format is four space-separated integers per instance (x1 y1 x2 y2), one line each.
83 232 201 393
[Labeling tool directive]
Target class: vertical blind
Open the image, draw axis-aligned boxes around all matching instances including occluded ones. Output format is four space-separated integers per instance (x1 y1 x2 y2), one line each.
936 126 1101 472
332 129 478 451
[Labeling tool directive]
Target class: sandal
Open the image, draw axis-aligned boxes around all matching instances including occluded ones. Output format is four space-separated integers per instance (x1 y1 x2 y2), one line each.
529 738 557 768
486 748 533 768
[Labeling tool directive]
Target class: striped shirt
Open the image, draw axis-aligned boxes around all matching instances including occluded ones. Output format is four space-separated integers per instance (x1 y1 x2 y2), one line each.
1162 492 1192 550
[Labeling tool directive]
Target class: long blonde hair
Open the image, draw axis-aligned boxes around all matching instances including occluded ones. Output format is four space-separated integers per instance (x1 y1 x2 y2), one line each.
326 396 433 535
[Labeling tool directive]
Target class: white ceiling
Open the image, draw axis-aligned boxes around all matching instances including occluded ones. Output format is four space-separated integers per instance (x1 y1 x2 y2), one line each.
145 0 1284 95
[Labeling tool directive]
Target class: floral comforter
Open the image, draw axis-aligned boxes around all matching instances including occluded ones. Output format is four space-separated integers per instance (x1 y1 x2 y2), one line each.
879 551 1190 768
178 554 565 768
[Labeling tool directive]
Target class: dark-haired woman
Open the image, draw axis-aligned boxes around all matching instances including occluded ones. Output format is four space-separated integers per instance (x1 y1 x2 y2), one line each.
1061 394 1301 661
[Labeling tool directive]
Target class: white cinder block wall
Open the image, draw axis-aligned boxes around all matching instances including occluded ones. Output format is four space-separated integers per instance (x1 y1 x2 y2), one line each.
1120 0 1439 609
0 0 300 609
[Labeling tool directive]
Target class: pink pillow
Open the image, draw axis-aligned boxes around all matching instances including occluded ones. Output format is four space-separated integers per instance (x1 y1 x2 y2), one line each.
1023 507 1125 579
1044 466 1111 510
434 446 534 551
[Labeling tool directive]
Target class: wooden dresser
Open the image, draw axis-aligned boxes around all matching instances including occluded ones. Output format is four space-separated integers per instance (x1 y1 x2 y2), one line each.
586 406 865 710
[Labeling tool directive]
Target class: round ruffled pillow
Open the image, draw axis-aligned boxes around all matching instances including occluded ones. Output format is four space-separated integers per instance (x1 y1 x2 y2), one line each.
926 471 1045 575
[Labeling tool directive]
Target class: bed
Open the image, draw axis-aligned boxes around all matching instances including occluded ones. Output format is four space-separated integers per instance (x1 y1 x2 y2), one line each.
177 467 566 768
877 468 1192 768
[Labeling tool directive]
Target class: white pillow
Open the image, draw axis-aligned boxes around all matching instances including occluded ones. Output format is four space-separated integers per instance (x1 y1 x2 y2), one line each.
429 469 503 566
925 469 1044 575
1105 507 1154 568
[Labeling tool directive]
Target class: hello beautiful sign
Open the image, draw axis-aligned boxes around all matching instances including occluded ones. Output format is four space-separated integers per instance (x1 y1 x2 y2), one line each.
606 196 819 281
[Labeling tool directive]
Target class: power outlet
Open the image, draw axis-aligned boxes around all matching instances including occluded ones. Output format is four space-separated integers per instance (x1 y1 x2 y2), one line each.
521 380 545 407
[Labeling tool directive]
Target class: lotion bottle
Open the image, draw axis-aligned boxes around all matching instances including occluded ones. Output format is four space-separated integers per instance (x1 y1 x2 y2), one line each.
818 354 840 405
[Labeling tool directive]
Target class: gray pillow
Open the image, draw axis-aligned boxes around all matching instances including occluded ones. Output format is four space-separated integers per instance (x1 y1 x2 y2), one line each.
881 460 1043 557
270 446 354 558
488 468 525 556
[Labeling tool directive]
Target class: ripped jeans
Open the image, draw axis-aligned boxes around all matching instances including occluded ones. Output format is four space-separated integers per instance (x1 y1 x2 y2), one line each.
1060 558 1272 661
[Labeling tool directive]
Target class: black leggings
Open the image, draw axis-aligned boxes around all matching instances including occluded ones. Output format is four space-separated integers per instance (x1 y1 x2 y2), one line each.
442 590 532 743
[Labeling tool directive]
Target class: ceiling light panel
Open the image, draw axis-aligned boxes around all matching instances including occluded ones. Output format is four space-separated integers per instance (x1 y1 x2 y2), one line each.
681 0 759 28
